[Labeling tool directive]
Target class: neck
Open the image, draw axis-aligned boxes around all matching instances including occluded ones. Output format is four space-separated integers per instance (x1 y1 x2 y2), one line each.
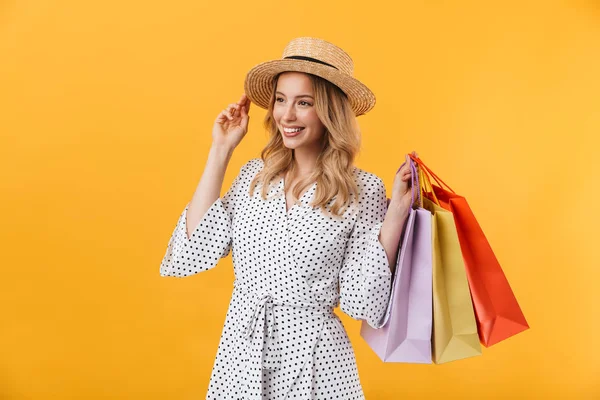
290 145 321 176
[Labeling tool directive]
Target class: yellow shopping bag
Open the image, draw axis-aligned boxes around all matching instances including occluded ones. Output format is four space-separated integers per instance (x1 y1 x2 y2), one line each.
419 166 482 364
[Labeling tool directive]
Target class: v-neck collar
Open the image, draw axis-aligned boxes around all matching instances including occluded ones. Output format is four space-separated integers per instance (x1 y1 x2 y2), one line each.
279 175 317 216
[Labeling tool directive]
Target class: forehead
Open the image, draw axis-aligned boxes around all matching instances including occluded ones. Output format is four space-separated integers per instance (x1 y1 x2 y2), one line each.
275 72 313 94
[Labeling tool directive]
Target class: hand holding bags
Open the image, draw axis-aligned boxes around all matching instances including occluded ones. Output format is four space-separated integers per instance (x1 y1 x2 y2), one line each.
360 154 526 365
410 155 529 347
360 158 433 363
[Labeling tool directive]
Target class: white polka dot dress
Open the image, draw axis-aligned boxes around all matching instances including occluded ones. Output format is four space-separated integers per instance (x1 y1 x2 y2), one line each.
160 158 392 399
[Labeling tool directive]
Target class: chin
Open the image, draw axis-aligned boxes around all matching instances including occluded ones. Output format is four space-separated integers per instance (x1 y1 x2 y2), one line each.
281 136 303 149
282 141 300 149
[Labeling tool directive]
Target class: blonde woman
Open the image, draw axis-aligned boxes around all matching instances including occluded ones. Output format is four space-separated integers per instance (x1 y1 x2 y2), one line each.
160 37 414 399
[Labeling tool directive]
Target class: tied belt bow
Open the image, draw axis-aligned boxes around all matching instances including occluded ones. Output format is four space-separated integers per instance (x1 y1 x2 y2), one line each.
242 291 283 370
235 282 337 398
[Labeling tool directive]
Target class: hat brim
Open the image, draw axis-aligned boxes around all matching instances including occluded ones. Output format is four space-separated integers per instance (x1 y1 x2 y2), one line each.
244 59 376 116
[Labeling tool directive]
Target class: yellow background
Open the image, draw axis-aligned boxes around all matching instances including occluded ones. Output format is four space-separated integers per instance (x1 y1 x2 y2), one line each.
1 0 599 398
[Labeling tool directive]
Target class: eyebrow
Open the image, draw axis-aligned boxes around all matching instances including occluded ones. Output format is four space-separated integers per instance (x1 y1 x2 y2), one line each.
275 91 314 99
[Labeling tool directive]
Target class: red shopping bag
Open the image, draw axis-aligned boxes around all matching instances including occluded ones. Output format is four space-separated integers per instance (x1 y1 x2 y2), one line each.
409 155 529 347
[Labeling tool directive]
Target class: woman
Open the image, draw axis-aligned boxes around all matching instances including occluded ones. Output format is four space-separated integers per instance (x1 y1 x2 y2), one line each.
160 37 414 399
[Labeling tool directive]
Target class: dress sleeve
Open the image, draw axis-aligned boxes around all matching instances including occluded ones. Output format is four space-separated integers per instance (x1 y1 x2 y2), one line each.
159 159 254 278
338 176 392 329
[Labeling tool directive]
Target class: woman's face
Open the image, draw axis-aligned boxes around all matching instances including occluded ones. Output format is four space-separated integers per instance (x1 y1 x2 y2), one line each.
273 72 326 152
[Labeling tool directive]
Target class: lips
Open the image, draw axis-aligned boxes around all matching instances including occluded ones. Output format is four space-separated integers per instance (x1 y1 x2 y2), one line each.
282 127 305 137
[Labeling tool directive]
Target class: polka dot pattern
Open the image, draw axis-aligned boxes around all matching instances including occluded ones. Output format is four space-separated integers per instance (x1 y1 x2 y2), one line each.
160 158 392 399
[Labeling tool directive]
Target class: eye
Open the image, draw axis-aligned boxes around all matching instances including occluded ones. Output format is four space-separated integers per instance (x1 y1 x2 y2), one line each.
299 100 312 106
275 97 284 103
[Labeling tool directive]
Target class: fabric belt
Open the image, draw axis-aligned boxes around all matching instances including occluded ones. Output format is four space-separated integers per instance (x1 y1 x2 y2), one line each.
234 281 335 370
233 280 336 399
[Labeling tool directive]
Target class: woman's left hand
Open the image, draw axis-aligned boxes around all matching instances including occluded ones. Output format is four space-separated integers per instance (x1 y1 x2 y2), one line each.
390 151 418 212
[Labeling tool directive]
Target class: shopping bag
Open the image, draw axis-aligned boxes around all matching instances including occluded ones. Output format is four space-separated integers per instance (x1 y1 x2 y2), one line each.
425 195 482 364
416 165 481 364
360 158 433 363
410 155 529 347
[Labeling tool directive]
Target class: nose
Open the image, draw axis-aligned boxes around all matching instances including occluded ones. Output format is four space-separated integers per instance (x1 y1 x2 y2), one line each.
282 103 296 121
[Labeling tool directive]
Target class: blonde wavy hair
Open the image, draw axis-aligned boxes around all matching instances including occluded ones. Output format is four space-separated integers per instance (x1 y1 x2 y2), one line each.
248 72 362 217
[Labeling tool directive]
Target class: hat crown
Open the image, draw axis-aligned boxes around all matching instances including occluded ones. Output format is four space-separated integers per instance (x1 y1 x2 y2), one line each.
282 37 354 76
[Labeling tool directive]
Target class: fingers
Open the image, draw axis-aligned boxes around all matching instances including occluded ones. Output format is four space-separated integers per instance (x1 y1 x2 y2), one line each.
222 109 234 120
228 103 239 118
238 95 251 120
216 110 230 124
217 106 236 123
220 103 240 121
217 95 251 124
239 93 251 115
398 164 413 181
399 155 414 182
228 94 252 117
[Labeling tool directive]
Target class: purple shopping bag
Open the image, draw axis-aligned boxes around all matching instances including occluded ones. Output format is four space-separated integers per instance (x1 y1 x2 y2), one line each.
360 159 433 363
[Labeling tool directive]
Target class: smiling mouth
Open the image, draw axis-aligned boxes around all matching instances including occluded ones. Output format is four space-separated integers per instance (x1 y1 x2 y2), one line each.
283 127 305 133
282 127 305 137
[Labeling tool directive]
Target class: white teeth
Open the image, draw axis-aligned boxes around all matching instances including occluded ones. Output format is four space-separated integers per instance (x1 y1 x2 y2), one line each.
283 127 303 133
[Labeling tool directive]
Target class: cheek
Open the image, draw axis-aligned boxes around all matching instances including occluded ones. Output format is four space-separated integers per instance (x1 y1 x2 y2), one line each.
304 111 325 133
272 108 283 121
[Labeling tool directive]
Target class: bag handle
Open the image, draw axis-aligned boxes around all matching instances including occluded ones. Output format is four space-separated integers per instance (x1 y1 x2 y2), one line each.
409 154 456 194
396 156 421 208
411 157 422 208
417 160 441 206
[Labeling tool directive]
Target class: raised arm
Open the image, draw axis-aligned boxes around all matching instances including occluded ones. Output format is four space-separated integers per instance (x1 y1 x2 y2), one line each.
159 94 252 277
186 94 252 238
186 145 234 239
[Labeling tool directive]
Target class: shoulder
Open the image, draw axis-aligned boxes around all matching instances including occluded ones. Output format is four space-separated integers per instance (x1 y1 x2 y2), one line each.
242 157 264 170
238 157 264 177
352 166 386 200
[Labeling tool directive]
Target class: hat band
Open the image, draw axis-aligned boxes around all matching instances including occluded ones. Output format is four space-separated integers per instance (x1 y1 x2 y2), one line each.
284 56 338 70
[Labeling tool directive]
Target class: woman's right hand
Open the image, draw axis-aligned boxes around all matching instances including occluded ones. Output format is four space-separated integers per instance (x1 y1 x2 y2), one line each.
212 93 251 150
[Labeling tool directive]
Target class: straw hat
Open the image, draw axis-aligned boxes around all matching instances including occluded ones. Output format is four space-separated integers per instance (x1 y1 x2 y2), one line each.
244 37 376 116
